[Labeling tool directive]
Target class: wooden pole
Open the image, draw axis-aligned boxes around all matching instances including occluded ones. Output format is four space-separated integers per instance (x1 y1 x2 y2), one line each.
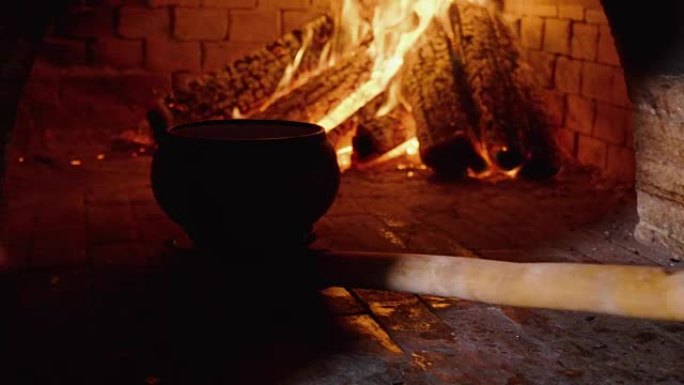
314 250 684 321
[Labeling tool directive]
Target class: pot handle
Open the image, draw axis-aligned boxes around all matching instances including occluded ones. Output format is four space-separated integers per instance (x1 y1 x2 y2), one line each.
147 99 174 145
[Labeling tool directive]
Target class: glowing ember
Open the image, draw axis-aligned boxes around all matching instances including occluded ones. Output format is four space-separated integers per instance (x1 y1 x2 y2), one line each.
96 154 106 160
502 166 523 179
18 157 24 163
466 142 521 181
70 160 82 166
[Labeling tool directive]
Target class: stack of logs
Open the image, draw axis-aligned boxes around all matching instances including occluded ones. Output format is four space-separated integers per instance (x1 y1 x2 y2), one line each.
149 0 559 179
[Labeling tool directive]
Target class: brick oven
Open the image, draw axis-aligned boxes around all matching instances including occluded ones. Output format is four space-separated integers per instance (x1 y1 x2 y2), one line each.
503 0 633 182
13 0 633 176
10 0 676 250
2 0 684 384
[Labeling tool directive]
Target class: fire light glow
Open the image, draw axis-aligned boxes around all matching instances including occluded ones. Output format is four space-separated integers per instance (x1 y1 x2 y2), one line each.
355 137 420 170
317 0 453 132
336 145 354 171
269 0 521 180
231 107 244 119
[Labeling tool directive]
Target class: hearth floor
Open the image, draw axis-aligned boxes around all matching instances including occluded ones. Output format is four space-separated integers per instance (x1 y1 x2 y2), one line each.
2 156 683 384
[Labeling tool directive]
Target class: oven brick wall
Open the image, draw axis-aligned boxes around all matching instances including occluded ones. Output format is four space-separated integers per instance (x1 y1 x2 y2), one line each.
16 0 328 159
47 0 329 74
503 0 635 182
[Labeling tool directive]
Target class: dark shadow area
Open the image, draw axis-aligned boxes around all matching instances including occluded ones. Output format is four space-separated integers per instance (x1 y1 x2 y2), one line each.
601 0 684 75
1 247 360 385
1 157 681 384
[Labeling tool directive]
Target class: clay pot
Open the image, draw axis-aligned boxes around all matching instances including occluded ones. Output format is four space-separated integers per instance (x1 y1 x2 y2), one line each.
151 120 340 251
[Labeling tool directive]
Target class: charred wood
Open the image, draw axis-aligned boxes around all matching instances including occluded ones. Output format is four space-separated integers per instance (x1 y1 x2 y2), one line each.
401 20 484 177
253 50 373 123
448 1 558 176
150 15 335 132
352 106 415 159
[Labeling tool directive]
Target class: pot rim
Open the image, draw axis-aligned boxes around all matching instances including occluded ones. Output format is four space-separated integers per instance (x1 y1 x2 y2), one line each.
168 119 326 142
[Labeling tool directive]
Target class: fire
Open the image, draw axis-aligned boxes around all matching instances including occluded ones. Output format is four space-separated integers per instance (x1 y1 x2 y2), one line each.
265 0 527 180
466 142 523 181
315 0 516 180
405 138 419 155
317 0 452 132
231 107 244 119
275 27 315 95
336 145 354 172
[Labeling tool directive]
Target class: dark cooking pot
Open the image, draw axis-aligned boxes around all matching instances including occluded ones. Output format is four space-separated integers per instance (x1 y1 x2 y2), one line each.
151 120 340 251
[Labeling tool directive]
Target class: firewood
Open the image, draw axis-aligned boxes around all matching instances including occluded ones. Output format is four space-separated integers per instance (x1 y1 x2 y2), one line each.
322 87 392 154
497 32 560 177
253 50 373 123
512 83 561 179
152 15 335 131
326 119 356 150
147 2 558 179
401 20 485 178
488 11 560 179
352 106 415 158
449 2 522 168
326 87 391 149
448 1 558 176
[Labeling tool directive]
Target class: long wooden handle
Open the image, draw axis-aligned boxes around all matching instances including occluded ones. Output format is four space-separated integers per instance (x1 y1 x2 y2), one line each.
314 250 684 321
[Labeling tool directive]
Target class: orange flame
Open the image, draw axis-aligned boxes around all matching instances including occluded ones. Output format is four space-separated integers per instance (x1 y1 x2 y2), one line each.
318 0 453 132
320 0 518 182
467 143 522 181
231 107 244 119
275 28 314 94
336 145 354 172
269 0 523 181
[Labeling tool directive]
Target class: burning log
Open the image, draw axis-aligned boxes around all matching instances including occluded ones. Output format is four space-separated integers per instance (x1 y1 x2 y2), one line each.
150 15 335 131
449 1 521 169
352 105 415 159
401 21 485 177
253 50 373 123
490 15 560 179
326 119 356 150
447 1 559 177
510 82 561 179
323 88 397 159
